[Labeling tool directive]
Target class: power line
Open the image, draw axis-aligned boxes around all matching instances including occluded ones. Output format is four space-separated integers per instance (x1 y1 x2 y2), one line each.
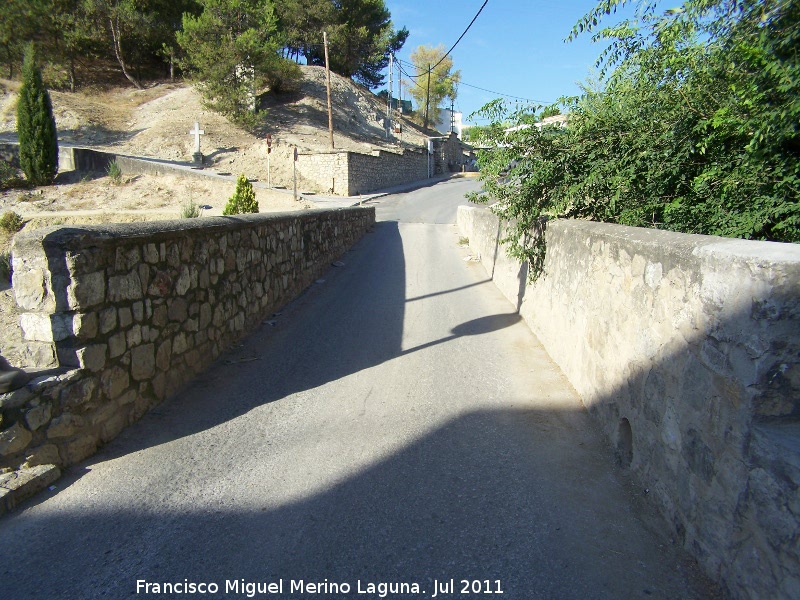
397 58 551 106
431 0 490 72
458 82 553 105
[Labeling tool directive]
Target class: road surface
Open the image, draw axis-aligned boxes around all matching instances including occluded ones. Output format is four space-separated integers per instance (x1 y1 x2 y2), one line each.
0 178 715 599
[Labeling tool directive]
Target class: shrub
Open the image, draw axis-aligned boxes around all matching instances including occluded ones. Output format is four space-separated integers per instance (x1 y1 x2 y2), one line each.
106 159 122 184
0 251 10 284
222 174 259 215
16 44 58 186
180 199 202 218
0 211 24 233
0 161 24 190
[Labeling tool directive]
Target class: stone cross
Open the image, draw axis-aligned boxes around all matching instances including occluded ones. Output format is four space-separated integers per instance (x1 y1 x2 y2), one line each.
189 122 205 154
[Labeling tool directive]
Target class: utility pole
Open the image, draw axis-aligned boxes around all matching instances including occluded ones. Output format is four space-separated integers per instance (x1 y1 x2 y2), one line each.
424 64 431 130
323 31 335 149
386 53 393 139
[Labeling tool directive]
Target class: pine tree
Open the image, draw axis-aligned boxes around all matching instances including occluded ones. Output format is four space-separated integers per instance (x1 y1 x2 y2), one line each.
223 175 259 215
17 44 58 186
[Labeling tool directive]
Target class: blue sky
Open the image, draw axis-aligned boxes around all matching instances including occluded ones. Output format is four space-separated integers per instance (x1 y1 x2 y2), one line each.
382 0 641 123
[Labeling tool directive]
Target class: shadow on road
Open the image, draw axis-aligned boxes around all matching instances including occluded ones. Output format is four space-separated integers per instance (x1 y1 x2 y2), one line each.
1 406 709 599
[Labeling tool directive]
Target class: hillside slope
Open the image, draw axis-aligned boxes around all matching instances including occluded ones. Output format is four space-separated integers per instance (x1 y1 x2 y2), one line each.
1 66 437 187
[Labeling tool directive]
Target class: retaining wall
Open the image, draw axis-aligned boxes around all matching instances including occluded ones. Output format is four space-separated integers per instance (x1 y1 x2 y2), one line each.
457 205 800 600
0 208 374 490
297 148 428 196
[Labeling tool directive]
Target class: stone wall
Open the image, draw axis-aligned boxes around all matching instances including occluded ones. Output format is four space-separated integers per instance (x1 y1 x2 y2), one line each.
295 135 471 197
457 206 800 600
1 208 374 481
296 148 428 196
347 148 428 195
432 133 469 175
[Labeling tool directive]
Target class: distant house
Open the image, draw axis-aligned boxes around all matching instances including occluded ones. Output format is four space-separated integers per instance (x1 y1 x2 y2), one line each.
504 113 568 135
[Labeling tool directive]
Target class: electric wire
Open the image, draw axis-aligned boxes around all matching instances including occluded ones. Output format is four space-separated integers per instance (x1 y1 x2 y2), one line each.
430 0 490 72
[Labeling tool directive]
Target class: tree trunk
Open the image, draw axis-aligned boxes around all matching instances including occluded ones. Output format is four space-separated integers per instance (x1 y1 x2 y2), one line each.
69 57 75 92
109 16 143 89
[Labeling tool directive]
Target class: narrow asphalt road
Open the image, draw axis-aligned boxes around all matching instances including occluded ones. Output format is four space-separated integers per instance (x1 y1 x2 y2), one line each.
0 178 714 599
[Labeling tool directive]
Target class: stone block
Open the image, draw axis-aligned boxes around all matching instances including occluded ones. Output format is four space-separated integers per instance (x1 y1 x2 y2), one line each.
72 311 98 339
199 303 212 329
148 271 173 297
132 301 144 322
22 444 61 468
152 304 168 327
25 403 52 431
19 342 58 369
0 464 60 515
108 331 127 359
60 434 98 465
143 243 159 264
0 422 33 457
99 306 117 334
168 297 188 322
131 344 155 381
101 366 129 400
77 344 107 372
117 389 137 406
152 372 166 400
13 268 48 311
100 413 128 444
166 243 180 268
175 265 191 296
126 324 142 347
67 271 106 308
156 339 172 371
60 377 97 410
172 332 188 355
115 246 141 271
0 387 33 411
108 271 143 302
20 312 71 343
47 413 86 439
118 306 133 328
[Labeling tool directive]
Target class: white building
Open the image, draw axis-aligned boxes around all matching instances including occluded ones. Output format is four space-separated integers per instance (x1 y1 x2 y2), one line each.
435 108 463 138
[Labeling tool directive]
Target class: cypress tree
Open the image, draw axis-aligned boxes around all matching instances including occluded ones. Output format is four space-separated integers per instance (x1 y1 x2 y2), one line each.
17 44 58 186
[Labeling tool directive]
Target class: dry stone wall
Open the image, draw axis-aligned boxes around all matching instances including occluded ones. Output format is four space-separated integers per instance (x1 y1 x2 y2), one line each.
1 208 374 481
297 148 427 196
295 135 470 197
458 206 800 600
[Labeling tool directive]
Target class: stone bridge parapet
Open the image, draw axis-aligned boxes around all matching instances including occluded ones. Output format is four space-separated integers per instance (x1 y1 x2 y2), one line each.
458 205 800 600
0 207 374 509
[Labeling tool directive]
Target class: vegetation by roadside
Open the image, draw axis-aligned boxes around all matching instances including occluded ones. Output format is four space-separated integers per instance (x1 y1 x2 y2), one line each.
471 0 800 276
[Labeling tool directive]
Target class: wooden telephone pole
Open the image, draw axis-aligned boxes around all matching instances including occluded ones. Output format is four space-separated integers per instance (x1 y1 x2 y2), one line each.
424 64 432 130
323 31 334 149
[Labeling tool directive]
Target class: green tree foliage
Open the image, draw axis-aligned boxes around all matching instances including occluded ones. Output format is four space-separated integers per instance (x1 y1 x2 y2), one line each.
17 44 58 186
276 0 407 88
471 0 800 274
223 174 259 215
0 1 41 78
406 45 460 129
178 0 301 123
1 0 198 90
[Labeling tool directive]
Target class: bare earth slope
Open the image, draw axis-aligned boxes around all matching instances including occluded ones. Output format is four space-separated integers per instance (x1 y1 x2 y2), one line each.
1 66 431 187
